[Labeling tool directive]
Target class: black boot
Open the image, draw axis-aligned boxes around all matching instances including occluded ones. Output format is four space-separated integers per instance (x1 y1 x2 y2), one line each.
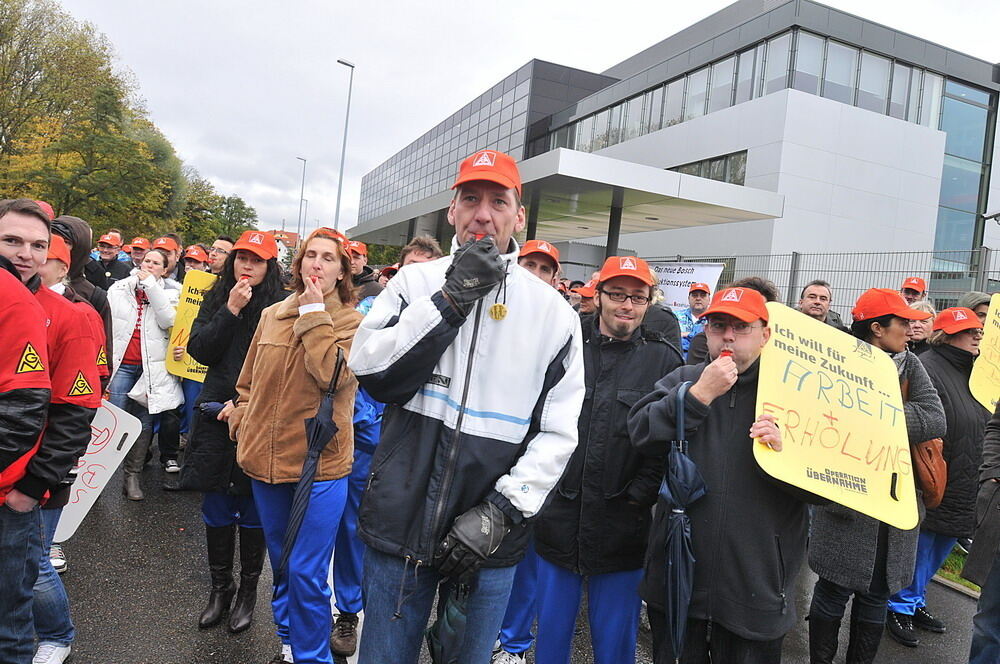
228 526 266 633
122 430 153 501
808 614 841 664
846 613 884 664
199 524 237 628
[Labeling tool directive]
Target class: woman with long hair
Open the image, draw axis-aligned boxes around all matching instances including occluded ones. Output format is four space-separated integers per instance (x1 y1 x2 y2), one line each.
180 231 286 634
887 305 990 646
229 228 361 664
807 288 945 664
107 247 182 501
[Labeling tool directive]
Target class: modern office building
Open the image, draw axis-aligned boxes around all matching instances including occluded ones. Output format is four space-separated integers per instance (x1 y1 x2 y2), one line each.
351 0 998 300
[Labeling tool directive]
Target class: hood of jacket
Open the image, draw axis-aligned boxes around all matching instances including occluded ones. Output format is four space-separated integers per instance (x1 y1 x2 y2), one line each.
51 216 93 282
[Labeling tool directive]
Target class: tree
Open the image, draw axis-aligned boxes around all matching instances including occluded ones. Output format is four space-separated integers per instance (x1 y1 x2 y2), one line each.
215 195 258 238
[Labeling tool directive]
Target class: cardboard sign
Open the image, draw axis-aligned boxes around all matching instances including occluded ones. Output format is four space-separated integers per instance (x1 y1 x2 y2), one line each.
970 293 1000 413
648 262 725 307
165 269 217 382
755 303 918 530
54 400 142 542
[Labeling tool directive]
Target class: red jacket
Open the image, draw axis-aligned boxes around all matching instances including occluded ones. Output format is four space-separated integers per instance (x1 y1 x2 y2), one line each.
0 267 51 504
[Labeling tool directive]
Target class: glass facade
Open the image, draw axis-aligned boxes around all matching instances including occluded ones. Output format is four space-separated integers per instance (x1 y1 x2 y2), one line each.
669 152 748 186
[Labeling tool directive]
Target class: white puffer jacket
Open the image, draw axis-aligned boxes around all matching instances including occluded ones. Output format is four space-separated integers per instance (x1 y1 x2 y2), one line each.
108 274 183 414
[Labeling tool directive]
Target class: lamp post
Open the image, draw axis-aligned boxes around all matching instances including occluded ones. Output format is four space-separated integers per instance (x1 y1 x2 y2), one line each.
334 59 355 231
296 156 307 241
302 199 308 235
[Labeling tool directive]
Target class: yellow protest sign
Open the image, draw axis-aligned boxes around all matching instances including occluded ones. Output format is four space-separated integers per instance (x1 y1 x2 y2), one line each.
166 269 217 382
755 303 918 530
970 293 1000 413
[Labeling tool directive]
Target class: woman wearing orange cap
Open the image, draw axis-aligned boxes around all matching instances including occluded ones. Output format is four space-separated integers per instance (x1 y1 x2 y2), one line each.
228 228 360 664
887 305 990 647
807 289 945 663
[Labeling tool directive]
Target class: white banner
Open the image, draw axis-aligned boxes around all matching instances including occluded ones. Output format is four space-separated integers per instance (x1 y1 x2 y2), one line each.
648 262 726 307
54 400 142 543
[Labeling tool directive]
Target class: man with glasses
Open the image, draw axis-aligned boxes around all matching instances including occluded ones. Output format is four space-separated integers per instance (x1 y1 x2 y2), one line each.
900 277 927 305
208 235 235 275
527 256 682 664
631 285 818 663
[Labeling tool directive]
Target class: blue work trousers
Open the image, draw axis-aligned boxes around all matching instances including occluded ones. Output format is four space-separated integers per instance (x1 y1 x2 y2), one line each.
252 478 346 664
201 491 261 529
332 448 371 615
888 530 957 615
535 555 643 664
498 538 538 654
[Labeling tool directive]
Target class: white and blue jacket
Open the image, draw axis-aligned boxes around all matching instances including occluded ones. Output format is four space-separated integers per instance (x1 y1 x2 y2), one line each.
348 239 585 568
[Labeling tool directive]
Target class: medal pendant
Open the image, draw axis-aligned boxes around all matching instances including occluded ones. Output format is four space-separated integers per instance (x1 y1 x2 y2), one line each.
489 303 508 321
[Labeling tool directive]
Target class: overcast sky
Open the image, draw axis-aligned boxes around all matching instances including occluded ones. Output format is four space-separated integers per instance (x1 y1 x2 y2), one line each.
61 0 998 238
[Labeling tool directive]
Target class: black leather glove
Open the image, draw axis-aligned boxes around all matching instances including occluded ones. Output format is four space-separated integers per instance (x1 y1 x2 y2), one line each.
441 236 506 316
434 501 512 578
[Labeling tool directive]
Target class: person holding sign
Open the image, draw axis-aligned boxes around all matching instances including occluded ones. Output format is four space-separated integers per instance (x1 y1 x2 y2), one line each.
107 247 182 500
887 306 990 646
230 228 360 664
807 288 945 663
180 230 285 634
630 285 818 664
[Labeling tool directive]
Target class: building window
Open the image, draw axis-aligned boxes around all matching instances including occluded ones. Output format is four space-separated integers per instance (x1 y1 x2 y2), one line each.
734 47 757 104
919 71 944 128
708 56 736 113
792 31 824 95
575 115 594 152
592 108 610 150
888 62 912 119
663 78 684 127
857 52 891 113
645 85 665 133
623 95 644 140
668 150 748 186
941 96 989 162
762 32 792 95
607 103 624 146
822 41 859 104
685 67 710 120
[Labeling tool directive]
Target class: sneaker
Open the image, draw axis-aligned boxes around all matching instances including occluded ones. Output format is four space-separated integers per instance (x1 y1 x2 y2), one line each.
913 605 946 633
330 612 359 657
32 643 71 664
957 538 973 555
49 544 67 574
491 650 525 664
886 611 919 647
164 459 180 473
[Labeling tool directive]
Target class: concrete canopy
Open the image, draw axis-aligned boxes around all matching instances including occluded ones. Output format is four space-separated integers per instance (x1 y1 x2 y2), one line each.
347 148 784 246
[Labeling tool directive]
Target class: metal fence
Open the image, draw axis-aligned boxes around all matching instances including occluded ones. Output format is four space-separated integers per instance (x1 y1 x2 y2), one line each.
644 247 1000 318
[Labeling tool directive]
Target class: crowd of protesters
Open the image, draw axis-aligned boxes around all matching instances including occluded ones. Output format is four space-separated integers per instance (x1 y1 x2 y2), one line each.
3 147 1000 664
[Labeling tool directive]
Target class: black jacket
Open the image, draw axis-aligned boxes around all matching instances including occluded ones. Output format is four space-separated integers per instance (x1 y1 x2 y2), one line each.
353 265 383 300
920 344 991 538
180 291 283 494
685 331 709 365
629 360 816 641
85 257 131 290
535 320 682 576
642 304 682 349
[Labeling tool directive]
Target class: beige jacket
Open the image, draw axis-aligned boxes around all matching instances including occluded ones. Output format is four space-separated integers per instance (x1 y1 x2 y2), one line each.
232 289 361 484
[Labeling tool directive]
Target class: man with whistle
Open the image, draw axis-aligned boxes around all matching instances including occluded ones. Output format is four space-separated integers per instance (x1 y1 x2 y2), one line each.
630 283 823 663
348 150 585 664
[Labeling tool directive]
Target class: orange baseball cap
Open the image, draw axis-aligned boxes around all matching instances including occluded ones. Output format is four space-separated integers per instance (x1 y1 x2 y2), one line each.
572 279 597 298
933 307 982 334
347 240 367 257
317 227 347 244
901 277 926 293
122 244 132 253
452 150 522 197
852 288 931 322
597 256 656 287
381 263 399 278
98 232 122 247
183 245 209 263
704 287 769 323
232 230 278 260
34 200 54 221
46 234 71 266
130 237 151 250
518 240 560 265
689 282 711 294
153 236 179 252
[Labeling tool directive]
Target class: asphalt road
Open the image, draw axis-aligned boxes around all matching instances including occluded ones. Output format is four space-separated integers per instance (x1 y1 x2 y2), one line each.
59 460 977 663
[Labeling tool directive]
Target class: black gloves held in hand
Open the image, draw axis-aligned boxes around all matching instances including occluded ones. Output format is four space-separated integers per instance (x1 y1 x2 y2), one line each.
434 501 513 579
441 236 506 316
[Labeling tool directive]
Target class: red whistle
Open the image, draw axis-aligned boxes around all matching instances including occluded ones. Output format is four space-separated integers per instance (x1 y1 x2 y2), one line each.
473 234 486 241
239 275 250 281
720 349 733 358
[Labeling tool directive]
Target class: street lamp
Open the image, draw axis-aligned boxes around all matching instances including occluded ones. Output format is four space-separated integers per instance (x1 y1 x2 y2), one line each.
334 58 355 231
302 199 309 235
296 156 307 241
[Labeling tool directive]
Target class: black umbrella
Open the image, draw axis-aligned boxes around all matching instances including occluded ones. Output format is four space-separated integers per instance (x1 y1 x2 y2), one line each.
658 380 708 664
274 349 346 588
425 578 472 664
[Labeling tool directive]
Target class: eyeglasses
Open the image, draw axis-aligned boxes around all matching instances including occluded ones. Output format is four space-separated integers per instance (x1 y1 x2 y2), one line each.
706 320 761 336
598 289 650 305
209 247 230 255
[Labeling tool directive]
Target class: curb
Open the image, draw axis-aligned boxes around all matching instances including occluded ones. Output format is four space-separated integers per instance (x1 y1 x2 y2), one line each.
932 574 981 600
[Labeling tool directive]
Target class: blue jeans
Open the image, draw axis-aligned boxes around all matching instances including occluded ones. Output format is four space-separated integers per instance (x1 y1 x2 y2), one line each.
971 550 1000 664
179 378 202 435
253 478 346 664
108 363 151 429
33 508 75 646
0 502 43 663
201 492 261 529
888 530 957 614
333 448 371 615
358 546 517 664
535 555 643 664
498 539 538 654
